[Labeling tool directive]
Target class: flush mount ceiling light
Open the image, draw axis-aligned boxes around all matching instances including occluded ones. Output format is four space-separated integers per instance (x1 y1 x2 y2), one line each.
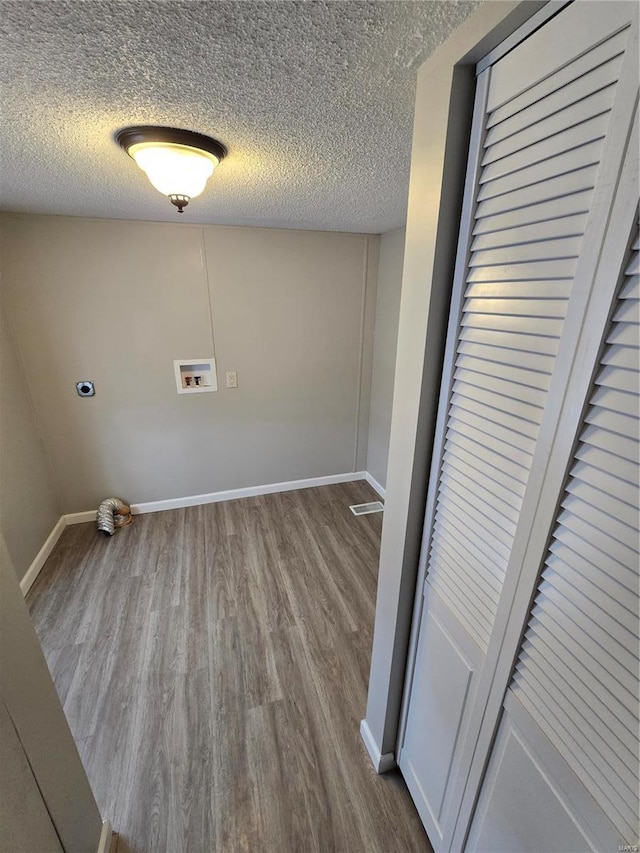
116 126 227 213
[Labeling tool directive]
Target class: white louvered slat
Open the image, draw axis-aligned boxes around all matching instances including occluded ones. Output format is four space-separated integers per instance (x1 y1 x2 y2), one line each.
508 233 640 840
435 513 508 582
432 526 507 590
458 326 560 356
466 259 578 282
477 141 602 202
469 236 583 265
451 380 543 427
429 576 491 652
456 339 556 372
449 405 537 455
584 405 639 441
545 553 637 636
575 441 638 482
437 489 514 554
472 189 593 235
455 354 551 392
479 118 610 187
475 168 599 221
553 526 636 592
423 34 628 651
517 652 637 783
619 273 639 299
566 473 638 529
484 57 623 147
444 445 529 508
444 429 530 484
607 315 640 346
460 313 565 339
537 578 636 670
439 475 517 544
626 251 639 274
464 280 573 299
512 675 638 832
471 215 589 252
519 633 637 754
429 553 497 623
482 95 615 167
433 539 503 601
486 27 628 127
447 415 535 469
463 298 569 319
566 460 638 511
588 385 638 417
449 393 539 442
431 539 502 604
513 676 639 836
525 613 638 726
549 539 637 609
454 368 547 411
562 482 638 542
580 422 638 467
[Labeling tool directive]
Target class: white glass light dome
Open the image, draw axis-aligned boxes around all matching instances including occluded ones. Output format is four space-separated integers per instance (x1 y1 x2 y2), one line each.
116 127 227 213
127 142 219 199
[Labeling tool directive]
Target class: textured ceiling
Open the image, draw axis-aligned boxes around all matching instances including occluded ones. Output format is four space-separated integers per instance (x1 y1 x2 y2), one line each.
0 0 480 233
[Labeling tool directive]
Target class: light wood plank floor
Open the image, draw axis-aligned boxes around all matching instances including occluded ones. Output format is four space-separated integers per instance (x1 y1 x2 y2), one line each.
28 482 431 853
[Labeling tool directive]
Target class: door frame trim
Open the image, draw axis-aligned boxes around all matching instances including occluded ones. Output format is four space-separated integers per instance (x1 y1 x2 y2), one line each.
476 0 572 74
362 0 551 771
395 66 492 758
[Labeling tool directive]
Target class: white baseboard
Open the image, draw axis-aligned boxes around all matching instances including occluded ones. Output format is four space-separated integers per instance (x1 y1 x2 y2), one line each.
360 718 396 773
64 509 96 524
19 516 66 596
364 472 386 500
97 819 112 853
65 471 368 522
25 471 381 594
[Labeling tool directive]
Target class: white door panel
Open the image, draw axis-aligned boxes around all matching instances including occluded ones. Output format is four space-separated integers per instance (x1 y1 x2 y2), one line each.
467 710 598 853
401 589 483 844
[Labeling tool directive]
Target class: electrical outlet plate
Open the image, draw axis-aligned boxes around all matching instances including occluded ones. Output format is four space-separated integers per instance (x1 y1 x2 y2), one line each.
173 358 217 394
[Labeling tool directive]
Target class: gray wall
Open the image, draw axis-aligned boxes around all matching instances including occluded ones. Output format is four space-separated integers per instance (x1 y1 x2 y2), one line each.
366 228 405 490
0 301 61 581
1 215 378 514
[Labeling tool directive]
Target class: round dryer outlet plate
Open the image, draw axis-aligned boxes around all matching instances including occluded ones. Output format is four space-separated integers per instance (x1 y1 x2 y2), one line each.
76 381 95 397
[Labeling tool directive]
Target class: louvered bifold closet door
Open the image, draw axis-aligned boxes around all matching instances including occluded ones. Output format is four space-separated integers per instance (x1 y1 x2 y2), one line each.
507 232 640 842
427 20 627 651
398 3 639 851
424 19 631 651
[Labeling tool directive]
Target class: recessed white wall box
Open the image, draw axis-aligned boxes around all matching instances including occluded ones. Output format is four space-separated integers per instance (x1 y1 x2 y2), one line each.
173 358 217 394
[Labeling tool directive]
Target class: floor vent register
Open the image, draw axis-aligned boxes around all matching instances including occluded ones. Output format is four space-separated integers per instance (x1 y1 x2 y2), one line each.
349 501 384 516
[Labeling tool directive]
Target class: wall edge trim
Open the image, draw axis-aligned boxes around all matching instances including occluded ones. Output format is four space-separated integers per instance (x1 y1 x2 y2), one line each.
97 820 112 853
364 472 386 500
360 718 396 774
19 516 66 596
65 471 371 524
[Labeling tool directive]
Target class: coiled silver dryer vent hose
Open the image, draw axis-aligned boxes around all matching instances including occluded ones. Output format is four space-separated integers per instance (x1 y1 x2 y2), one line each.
96 497 132 536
